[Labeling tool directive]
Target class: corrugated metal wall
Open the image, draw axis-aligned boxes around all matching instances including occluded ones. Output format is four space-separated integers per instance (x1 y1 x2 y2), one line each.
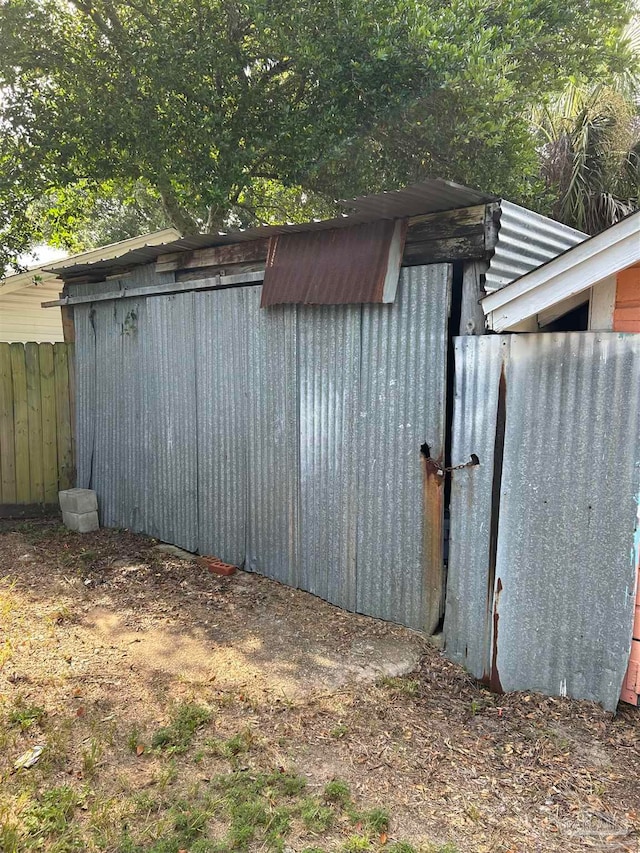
245 291 301 586
75 264 450 631
195 286 249 566
297 303 361 611
145 294 199 551
445 333 640 711
356 265 450 630
444 335 506 679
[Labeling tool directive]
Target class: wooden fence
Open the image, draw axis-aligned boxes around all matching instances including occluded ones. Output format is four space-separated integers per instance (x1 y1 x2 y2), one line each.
0 342 75 514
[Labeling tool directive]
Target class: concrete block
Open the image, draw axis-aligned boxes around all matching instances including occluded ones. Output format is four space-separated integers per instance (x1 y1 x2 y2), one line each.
62 510 100 533
59 488 98 515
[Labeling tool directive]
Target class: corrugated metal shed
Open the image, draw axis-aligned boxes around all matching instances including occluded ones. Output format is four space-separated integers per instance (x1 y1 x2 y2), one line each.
338 180 493 218
73 265 450 631
245 291 301 587
445 332 640 711
485 201 586 294
261 219 405 306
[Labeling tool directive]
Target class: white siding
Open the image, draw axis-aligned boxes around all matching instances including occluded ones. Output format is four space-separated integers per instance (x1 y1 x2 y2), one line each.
0 281 64 342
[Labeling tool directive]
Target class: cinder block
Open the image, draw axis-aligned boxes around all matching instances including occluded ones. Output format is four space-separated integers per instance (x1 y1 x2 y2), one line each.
62 510 100 533
59 488 98 515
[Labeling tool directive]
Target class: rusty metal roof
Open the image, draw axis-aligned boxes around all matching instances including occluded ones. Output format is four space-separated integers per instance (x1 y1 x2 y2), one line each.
48 179 496 281
261 219 406 306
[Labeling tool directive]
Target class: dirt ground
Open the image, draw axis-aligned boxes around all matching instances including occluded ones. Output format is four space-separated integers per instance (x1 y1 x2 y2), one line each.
0 518 639 853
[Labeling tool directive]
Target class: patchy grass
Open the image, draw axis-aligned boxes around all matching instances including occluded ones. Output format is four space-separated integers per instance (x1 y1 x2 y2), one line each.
0 519 638 853
324 779 352 806
7 702 46 732
150 702 212 754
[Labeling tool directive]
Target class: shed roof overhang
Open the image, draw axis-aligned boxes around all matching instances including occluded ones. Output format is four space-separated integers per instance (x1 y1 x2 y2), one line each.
482 211 640 332
44 179 498 283
1 228 181 297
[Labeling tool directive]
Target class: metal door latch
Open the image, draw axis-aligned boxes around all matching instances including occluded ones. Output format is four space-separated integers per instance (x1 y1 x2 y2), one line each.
425 454 479 477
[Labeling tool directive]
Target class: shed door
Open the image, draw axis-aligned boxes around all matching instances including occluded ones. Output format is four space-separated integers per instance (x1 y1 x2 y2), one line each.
445 332 640 711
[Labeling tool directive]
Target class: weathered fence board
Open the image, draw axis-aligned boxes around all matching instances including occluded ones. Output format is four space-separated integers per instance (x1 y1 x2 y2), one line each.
0 342 75 512
25 343 44 504
0 343 16 502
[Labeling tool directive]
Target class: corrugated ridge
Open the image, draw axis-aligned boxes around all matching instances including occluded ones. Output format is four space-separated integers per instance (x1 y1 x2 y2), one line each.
245 291 300 585
486 201 586 293
444 335 506 678
145 294 198 550
445 332 640 710
73 306 95 491
356 265 450 630
495 332 640 710
195 287 249 565
55 181 494 282
297 303 360 609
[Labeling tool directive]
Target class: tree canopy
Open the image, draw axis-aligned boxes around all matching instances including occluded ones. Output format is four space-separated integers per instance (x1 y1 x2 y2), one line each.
0 0 635 270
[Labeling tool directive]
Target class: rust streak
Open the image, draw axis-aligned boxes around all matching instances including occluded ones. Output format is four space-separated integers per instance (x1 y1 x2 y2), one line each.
490 577 504 693
423 449 445 634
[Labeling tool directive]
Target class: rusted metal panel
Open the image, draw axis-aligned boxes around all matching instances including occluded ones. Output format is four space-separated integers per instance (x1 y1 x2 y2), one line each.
261 220 406 306
446 332 640 711
356 264 451 632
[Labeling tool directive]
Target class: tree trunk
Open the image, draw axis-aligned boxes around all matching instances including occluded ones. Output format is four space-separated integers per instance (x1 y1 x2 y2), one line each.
156 179 200 235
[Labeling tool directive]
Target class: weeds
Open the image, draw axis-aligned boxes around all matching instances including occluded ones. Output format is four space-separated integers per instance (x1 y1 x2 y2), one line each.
220 728 253 758
330 723 349 739
8 704 46 732
362 807 389 834
377 676 420 697
342 836 371 851
300 798 334 833
0 638 13 668
324 779 351 806
128 724 143 754
82 738 102 779
151 703 212 754
17 786 81 851
79 550 98 563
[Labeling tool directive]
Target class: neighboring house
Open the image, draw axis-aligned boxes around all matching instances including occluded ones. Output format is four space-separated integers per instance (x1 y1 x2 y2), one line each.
0 229 180 342
482 210 640 333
